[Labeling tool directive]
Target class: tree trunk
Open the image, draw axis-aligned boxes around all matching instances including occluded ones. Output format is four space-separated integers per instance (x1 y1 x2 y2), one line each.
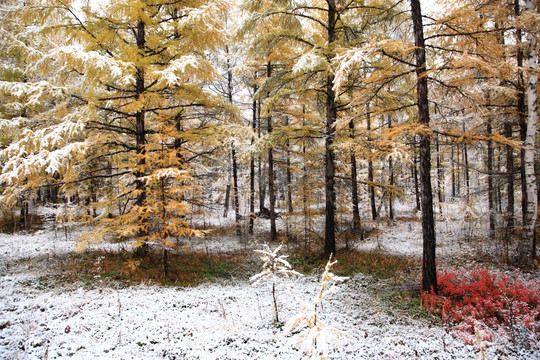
223 176 230 218
520 0 538 267
163 249 168 279
285 117 294 214
232 146 241 236
463 142 470 202
249 82 257 235
451 145 456 199
388 118 394 223
225 51 241 237
436 136 444 213
324 0 337 256
258 100 265 212
134 20 146 209
411 0 437 294
487 119 495 241
349 119 361 232
367 105 377 220
267 62 277 242
504 122 515 232
134 20 148 257
413 146 421 211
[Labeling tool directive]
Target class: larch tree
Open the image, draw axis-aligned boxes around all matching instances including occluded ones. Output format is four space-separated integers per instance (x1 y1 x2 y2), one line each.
241 0 400 255
0 0 88 225
1 0 235 257
410 0 437 293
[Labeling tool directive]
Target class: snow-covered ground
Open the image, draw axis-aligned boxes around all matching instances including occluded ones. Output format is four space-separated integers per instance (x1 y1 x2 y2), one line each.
0 205 538 359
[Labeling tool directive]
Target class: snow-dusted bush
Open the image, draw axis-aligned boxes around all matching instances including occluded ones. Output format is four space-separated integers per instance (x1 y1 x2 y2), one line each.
285 256 349 359
250 244 302 322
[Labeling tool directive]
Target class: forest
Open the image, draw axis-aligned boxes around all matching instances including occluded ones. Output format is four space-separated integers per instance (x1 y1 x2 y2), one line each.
0 0 539 359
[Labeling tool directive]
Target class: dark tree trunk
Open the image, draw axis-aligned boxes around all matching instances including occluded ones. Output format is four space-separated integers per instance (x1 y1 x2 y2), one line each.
134 20 146 209
349 120 361 232
515 0 528 228
411 0 437 294
388 118 394 222
324 0 337 256
134 20 148 257
451 145 456 198
163 249 168 279
223 178 230 218
487 120 495 240
258 100 265 212
285 117 294 214
389 156 394 222
436 136 444 207
504 122 515 232
232 146 241 236
267 62 277 242
225 51 241 236
413 145 421 211
249 82 258 235
367 105 377 220
463 142 471 202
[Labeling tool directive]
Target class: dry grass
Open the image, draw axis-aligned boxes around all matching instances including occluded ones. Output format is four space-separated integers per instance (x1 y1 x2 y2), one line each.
290 249 418 280
57 249 248 287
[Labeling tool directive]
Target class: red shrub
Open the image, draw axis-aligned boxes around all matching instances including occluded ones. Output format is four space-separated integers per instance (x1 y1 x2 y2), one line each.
421 267 540 345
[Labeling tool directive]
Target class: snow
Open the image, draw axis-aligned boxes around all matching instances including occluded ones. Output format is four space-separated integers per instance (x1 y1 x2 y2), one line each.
0 206 538 359
0 272 491 360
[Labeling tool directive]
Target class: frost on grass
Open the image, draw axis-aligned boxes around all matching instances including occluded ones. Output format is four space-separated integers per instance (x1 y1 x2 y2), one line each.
250 244 302 322
285 256 349 359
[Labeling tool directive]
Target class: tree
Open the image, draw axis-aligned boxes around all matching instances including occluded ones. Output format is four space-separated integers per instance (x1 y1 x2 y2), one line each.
520 0 538 266
1 0 234 255
242 0 401 255
410 0 437 293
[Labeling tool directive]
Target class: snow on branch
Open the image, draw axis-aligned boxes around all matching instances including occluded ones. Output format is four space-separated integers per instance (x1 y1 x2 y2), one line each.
250 244 302 286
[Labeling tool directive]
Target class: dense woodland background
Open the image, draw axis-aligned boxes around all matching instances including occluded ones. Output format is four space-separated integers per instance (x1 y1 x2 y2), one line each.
0 0 539 289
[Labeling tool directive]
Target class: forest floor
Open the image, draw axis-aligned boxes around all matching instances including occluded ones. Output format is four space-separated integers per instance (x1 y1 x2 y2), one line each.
0 202 538 359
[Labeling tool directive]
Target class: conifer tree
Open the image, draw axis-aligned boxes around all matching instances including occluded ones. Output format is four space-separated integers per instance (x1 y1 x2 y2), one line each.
241 0 399 255
1 0 235 254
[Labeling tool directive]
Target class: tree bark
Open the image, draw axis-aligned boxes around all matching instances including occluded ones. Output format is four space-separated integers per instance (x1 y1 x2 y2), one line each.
411 0 437 293
413 145 421 211
463 142 471 202
223 177 230 218
520 0 538 267
267 62 277 242
349 119 361 232
225 49 241 236
367 105 378 220
324 0 337 256
232 146 241 236
436 136 444 211
134 20 148 257
487 119 495 241
258 100 265 212
504 122 515 233
134 20 146 209
515 0 528 228
388 118 394 223
451 145 456 199
249 82 257 235
285 117 294 214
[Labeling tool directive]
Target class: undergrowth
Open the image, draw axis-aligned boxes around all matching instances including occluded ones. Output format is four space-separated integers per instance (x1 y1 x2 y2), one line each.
0 209 45 233
291 249 417 280
57 249 247 287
